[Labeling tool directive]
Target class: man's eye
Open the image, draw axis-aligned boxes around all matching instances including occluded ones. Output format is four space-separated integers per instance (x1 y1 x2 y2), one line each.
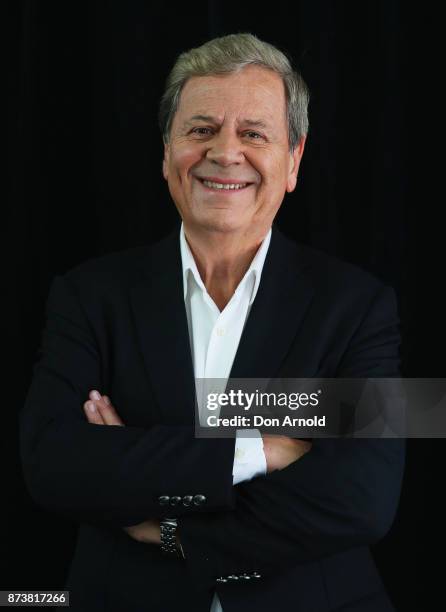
191 127 212 135
245 131 263 139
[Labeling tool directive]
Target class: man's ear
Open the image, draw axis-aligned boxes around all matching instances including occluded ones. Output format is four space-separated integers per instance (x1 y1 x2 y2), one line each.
162 142 169 180
286 136 306 193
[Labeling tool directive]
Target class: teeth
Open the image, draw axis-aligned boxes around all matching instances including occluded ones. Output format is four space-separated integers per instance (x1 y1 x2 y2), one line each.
202 180 248 190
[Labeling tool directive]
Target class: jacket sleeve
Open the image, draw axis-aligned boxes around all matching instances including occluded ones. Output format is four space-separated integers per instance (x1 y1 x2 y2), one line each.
19 274 236 528
178 285 406 589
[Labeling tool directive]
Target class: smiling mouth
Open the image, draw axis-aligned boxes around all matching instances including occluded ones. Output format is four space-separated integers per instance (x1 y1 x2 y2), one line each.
196 177 253 192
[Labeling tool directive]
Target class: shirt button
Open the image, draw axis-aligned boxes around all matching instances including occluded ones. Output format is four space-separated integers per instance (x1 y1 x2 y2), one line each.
216 327 226 336
235 449 246 459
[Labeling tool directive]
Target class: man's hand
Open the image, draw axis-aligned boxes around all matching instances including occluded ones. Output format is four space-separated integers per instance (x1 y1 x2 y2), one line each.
262 434 312 473
83 390 124 426
121 519 161 545
83 390 160 545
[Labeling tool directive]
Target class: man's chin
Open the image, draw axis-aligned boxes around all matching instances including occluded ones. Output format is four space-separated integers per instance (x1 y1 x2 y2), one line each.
188 212 249 235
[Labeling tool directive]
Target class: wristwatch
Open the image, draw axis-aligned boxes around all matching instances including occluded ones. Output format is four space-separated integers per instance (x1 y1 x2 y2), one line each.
160 517 185 559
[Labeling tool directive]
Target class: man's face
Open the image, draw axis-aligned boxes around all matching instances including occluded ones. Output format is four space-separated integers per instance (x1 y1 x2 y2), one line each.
162 64 306 236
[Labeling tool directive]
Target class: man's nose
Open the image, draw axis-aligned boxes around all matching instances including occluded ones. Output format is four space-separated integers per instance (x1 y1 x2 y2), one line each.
205 129 245 166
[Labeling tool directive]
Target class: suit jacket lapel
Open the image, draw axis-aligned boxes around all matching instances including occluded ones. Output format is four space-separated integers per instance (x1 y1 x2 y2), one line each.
130 223 196 425
229 224 314 379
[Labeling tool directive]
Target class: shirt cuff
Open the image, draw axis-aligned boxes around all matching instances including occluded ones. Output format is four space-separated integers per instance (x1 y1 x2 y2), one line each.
232 429 267 485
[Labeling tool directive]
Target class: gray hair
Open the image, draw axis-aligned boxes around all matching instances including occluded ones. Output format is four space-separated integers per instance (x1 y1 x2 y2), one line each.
158 33 309 153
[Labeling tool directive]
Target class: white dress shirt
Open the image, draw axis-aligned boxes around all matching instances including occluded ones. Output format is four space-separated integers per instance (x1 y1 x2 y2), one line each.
180 222 270 612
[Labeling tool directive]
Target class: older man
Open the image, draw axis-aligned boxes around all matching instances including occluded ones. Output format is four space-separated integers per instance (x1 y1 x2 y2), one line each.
20 33 405 611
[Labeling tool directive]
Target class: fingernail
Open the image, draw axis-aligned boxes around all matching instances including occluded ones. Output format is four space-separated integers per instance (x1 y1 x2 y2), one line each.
87 401 96 413
91 390 101 400
103 396 110 405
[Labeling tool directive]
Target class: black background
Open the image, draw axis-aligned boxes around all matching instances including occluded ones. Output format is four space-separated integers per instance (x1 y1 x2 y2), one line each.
5 1 444 609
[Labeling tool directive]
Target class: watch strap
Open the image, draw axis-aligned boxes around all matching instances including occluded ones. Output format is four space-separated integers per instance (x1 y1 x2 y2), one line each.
160 517 185 559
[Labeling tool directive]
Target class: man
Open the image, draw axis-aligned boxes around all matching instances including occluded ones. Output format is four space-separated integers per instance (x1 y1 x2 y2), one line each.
20 33 405 611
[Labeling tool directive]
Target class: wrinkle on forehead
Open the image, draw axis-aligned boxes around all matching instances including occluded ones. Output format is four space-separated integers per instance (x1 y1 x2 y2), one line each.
174 66 287 133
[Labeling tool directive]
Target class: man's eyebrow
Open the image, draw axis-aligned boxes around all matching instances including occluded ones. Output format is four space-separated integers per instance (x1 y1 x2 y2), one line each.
183 115 270 130
241 118 270 130
184 114 218 126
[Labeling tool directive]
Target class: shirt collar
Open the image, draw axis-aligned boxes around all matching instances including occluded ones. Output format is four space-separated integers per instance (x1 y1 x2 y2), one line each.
180 222 271 306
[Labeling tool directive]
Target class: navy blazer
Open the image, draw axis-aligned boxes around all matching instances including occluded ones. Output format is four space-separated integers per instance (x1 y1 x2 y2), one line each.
19 222 405 611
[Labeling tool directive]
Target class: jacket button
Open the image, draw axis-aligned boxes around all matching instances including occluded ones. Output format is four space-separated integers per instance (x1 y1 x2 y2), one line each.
227 575 238 581
241 573 251 580
182 495 193 507
158 495 170 506
251 572 261 579
193 494 206 506
216 577 227 583
170 496 182 506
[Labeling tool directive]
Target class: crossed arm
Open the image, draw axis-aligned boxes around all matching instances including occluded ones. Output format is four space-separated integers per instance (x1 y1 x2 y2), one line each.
81 389 312 549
